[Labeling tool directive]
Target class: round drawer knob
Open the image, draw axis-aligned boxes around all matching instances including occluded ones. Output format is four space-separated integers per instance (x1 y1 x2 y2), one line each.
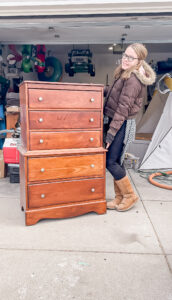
38 97 43 101
90 137 94 142
90 98 95 102
91 188 95 192
90 118 94 122
90 164 95 168
40 168 45 172
39 118 43 123
41 194 45 198
39 139 44 144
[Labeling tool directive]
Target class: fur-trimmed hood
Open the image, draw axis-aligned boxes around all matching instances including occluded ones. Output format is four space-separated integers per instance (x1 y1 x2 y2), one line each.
133 61 156 86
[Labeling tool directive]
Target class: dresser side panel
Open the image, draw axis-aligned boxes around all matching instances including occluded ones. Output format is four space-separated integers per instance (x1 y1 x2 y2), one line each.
19 83 29 150
19 153 27 211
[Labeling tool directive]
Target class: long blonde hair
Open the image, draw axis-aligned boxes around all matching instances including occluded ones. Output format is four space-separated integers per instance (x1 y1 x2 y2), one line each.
114 43 148 80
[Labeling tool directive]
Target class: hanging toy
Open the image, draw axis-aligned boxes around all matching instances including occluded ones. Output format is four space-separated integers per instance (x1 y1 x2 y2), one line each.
21 45 33 73
34 45 46 73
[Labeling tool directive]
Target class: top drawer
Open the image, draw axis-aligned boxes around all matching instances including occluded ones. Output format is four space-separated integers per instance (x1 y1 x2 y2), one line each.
28 89 102 109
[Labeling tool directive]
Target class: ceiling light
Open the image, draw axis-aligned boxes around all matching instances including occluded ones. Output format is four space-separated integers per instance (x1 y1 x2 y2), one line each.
48 26 55 32
108 46 113 50
125 25 130 29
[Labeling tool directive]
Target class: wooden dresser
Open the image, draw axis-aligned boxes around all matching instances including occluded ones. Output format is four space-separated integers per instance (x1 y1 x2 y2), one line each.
19 81 106 225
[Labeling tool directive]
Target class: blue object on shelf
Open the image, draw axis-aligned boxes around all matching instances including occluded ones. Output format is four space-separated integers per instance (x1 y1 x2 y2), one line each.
0 104 4 119
157 58 172 74
0 105 6 148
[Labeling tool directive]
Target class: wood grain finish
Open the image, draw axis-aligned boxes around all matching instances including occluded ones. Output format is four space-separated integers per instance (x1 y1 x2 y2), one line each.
28 178 104 208
28 89 101 109
29 111 101 129
28 154 104 182
29 131 101 150
19 81 106 225
25 200 106 226
6 112 20 138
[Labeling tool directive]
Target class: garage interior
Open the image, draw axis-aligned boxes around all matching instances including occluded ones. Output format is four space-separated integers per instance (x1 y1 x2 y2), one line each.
1 14 172 83
0 11 172 180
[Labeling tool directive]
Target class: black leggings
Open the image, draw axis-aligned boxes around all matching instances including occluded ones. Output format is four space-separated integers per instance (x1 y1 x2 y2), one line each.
106 121 126 180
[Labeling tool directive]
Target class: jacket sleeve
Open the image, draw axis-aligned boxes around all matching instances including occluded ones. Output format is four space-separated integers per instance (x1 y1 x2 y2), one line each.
106 77 142 144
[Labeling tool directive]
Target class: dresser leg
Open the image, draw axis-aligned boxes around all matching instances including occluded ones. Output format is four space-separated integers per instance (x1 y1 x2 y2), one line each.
93 204 107 215
25 213 40 226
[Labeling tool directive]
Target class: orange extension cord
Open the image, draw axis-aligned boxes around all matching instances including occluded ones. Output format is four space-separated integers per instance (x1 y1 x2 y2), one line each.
149 171 172 190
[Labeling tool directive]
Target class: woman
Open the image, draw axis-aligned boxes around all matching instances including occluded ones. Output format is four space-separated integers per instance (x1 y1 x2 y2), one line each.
104 43 156 211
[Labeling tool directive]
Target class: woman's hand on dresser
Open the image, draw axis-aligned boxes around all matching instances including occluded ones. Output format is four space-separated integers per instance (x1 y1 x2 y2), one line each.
106 143 110 149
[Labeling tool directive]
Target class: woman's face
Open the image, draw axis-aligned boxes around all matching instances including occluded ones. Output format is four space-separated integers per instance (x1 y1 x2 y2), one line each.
121 46 139 70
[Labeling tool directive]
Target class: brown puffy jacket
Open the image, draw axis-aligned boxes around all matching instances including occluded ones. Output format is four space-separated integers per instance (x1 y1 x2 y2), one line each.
104 61 156 144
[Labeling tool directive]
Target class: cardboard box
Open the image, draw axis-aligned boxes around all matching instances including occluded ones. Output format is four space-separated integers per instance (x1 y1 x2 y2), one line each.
5 112 20 138
0 150 5 178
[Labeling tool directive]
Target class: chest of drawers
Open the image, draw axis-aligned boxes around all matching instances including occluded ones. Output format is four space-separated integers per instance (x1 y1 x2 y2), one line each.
19 81 106 225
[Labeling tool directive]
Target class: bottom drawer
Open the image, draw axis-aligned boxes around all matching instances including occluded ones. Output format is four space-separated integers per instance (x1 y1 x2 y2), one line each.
28 178 104 208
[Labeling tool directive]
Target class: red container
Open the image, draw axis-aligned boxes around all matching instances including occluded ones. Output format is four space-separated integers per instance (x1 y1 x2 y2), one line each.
3 138 20 164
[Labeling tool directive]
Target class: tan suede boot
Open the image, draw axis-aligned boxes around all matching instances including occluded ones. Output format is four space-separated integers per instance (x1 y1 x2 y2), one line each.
115 176 138 212
107 179 123 209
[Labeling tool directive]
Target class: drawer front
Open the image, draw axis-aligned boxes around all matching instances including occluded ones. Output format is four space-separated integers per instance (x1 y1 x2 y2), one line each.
28 154 104 182
28 89 101 109
28 178 105 208
29 111 101 130
29 131 101 150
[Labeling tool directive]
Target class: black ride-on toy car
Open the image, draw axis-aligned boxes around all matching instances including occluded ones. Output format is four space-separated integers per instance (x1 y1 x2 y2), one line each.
65 49 95 77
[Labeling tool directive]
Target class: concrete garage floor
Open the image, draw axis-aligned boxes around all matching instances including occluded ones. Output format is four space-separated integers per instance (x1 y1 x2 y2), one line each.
0 169 172 300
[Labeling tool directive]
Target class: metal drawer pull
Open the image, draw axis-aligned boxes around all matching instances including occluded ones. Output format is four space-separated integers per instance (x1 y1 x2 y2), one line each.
90 164 95 168
41 194 45 198
40 168 45 172
38 97 43 101
90 118 94 122
90 98 95 102
39 118 43 123
91 188 95 192
90 137 94 142
39 139 44 144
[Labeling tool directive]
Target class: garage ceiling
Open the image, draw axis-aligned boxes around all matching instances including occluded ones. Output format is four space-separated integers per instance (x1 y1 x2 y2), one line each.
0 14 172 53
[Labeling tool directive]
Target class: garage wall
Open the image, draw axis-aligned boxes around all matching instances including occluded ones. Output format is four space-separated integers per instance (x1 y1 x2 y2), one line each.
2 44 172 88
57 51 172 85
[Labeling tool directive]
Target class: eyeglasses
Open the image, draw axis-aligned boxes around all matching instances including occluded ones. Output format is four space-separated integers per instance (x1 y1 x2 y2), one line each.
122 53 139 62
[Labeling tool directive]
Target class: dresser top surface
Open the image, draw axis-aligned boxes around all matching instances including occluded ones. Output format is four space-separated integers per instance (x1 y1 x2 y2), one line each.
20 81 104 91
